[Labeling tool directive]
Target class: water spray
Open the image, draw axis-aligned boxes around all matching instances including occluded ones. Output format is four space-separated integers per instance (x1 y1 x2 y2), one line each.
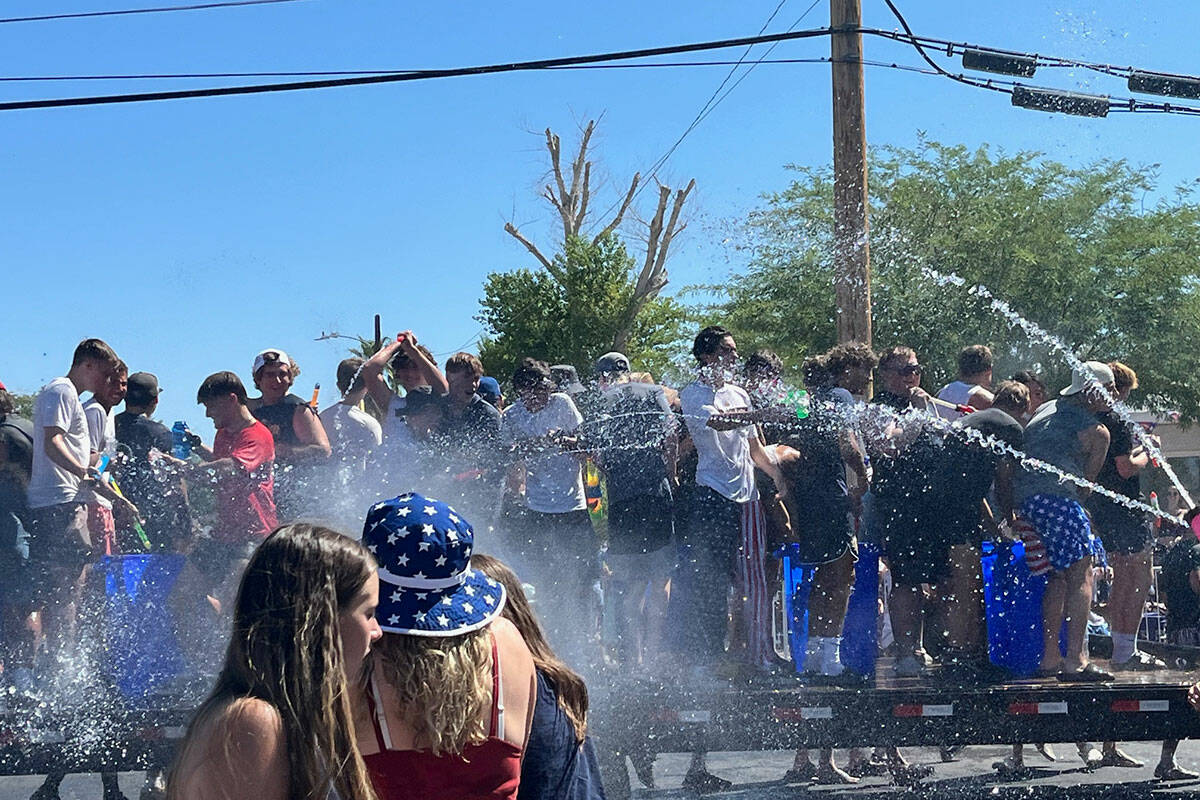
921 266 1196 510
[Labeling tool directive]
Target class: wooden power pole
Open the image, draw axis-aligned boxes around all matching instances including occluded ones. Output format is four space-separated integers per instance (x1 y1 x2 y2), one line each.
830 0 872 347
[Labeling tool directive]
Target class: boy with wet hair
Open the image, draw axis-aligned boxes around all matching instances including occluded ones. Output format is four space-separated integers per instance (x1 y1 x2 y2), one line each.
440 352 503 532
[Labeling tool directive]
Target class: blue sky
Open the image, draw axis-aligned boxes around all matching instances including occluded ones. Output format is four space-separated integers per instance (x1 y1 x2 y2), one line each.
2 0 1199 435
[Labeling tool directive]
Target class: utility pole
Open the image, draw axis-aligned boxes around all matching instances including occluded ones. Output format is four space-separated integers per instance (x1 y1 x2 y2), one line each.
830 0 872 348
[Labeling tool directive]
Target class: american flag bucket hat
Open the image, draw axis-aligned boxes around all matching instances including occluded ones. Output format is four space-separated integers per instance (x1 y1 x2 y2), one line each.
363 493 506 636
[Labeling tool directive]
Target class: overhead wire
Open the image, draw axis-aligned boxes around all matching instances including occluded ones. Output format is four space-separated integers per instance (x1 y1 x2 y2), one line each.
0 0 304 25
0 26 839 111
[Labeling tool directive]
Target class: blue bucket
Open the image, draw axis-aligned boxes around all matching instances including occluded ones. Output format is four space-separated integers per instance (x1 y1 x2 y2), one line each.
100 555 186 704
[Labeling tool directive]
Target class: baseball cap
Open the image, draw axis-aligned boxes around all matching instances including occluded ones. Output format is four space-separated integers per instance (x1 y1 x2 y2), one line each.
594 352 631 376
126 372 161 404
550 364 585 394
477 376 501 403
252 348 292 376
1060 361 1116 396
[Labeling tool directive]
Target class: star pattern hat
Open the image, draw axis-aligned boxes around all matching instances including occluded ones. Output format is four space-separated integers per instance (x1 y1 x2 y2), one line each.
363 493 505 636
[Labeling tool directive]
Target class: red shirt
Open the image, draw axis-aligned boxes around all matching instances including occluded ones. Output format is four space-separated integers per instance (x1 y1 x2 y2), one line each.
213 420 277 543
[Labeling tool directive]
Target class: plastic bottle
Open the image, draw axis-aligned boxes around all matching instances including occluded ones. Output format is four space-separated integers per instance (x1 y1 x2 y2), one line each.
172 421 192 460
785 388 810 420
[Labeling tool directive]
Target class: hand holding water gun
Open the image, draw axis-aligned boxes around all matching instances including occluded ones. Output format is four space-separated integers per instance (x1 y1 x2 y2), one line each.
94 454 151 550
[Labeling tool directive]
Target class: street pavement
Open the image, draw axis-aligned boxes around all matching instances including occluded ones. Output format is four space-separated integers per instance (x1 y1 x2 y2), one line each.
4 742 1200 799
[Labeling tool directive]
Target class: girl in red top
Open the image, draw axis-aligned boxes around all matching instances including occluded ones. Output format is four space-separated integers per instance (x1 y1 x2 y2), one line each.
357 493 536 800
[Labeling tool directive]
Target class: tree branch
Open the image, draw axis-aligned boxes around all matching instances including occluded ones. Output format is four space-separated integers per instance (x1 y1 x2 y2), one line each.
567 120 595 224
593 172 640 245
575 162 591 232
504 221 563 282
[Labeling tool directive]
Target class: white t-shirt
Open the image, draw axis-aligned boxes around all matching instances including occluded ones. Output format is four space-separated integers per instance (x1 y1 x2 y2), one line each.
81 397 116 509
502 393 586 514
935 380 979 422
320 402 383 469
679 380 758 503
28 377 91 509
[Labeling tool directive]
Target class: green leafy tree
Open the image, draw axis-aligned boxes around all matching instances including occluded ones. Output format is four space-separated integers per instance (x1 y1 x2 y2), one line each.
10 393 35 419
477 233 687 381
481 120 694 383
721 139 1200 419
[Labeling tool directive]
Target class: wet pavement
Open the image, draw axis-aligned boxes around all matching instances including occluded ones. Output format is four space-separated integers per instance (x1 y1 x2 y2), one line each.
5 741 1199 799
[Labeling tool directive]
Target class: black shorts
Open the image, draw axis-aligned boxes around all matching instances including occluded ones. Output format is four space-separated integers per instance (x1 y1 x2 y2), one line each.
789 492 853 566
26 502 93 601
876 498 953 586
1090 507 1153 556
607 495 674 555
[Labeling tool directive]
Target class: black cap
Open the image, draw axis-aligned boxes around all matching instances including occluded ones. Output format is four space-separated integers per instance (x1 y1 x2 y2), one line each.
594 351 631 376
126 372 161 405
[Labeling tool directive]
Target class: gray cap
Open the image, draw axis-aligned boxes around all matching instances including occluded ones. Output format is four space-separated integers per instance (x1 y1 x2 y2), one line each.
550 364 585 394
1060 361 1116 396
594 351 631 375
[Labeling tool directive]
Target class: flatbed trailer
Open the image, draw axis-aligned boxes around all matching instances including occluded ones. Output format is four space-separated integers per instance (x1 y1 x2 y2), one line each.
3 657 1199 795
587 654 1200 798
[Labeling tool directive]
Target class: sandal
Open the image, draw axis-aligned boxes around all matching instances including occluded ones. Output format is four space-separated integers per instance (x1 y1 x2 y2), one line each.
1057 663 1114 682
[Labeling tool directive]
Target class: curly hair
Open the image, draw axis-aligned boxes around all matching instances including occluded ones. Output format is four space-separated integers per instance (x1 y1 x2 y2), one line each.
372 629 494 757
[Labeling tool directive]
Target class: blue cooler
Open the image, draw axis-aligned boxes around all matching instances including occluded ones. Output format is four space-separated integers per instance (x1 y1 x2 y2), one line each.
983 540 1048 677
101 555 186 704
779 545 817 671
840 541 880 676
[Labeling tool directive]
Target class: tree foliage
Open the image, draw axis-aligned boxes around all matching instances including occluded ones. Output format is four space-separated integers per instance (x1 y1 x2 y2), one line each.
477 233 688 382
721 139 1200 419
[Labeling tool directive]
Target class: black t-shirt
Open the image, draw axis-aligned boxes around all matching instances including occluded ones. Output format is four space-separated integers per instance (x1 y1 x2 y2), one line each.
937 408 1025 532
114 411 191 547
114 411 173 459
1087 411 1143 528
436 394 503 482
587 382 674 503
0 414 34 481
1163 535 1200 636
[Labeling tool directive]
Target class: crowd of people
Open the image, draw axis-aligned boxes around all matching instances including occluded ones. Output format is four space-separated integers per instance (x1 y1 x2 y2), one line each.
2 326 1200 797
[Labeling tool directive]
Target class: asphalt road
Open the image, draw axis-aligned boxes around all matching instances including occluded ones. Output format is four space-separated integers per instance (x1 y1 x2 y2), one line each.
3 742 1200 799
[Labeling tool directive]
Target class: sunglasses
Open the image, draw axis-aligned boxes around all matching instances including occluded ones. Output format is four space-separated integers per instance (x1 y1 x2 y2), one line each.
891 364 923 376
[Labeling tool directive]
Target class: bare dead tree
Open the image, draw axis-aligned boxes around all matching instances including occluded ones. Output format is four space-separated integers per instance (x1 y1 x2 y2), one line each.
503 119 694 353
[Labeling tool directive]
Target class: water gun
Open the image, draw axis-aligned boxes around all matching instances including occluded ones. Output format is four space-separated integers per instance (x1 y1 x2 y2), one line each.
584 460 607 532
95 454 152 551
310 383 321 409
1150 491 1161 531
785 388 810 420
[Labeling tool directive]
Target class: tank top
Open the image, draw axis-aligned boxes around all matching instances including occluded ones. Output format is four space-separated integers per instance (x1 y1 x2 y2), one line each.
252 393 309 448
363 634 523 800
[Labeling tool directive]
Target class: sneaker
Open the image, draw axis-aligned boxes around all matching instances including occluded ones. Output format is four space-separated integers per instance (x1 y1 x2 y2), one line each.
1111 651 1167 671
894 654 923 678
814 764 859 784
681 768 732 794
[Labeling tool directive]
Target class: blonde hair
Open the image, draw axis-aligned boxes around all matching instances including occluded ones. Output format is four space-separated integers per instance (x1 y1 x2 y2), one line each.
1109 361 1138 393
372 629 493 757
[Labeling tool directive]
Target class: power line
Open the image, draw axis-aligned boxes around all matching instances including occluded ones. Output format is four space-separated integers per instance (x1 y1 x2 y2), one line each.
0 26 837 112
0 0 304 25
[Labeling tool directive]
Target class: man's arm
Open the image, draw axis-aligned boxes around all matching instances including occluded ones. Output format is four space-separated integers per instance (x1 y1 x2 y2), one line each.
362 340 403 413
1077 423 1112 497
43 427 89 480
280 406 331 461
749 434 787 498
968 386 995 411
400 331 449 396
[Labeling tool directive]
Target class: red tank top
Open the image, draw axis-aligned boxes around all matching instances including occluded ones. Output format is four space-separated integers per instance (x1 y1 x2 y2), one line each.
363 634 523 800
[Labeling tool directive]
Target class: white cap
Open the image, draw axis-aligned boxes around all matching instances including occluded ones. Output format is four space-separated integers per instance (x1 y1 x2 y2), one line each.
1060 361 1115 396
252 348 292 376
